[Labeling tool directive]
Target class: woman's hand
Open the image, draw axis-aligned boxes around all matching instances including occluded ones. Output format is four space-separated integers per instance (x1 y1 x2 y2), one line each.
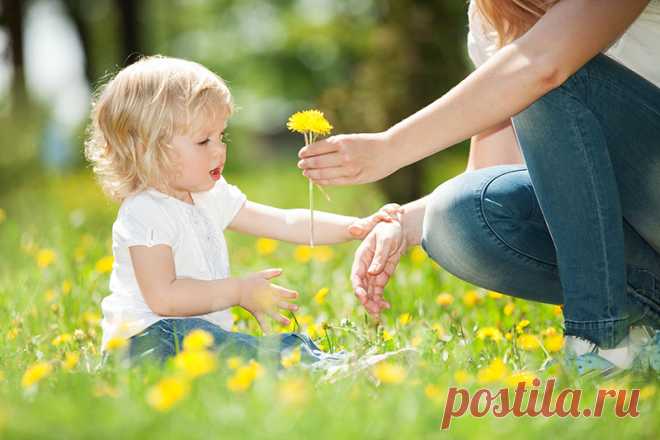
347 203 403 239
239 268 299 333
297 132 401 186
351 218 407 321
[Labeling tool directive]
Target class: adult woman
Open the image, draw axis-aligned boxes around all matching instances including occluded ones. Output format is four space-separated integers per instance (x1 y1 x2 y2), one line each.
298 0 660 374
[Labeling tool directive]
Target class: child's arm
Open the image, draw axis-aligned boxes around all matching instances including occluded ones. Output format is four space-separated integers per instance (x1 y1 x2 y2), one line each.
227 201 398 244
129 244 298 329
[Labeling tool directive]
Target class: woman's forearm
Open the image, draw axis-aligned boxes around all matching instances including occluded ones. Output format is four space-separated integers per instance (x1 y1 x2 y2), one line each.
386 42 559 169
385 0 649 170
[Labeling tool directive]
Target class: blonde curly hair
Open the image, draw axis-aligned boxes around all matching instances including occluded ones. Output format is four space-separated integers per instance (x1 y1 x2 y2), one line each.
84 55 233 202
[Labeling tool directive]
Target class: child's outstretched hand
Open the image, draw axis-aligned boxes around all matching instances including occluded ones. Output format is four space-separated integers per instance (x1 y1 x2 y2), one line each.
348 203 403 239
239 268 299 333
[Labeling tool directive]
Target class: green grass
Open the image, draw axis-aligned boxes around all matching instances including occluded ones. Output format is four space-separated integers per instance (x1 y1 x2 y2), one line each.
0 164 658 440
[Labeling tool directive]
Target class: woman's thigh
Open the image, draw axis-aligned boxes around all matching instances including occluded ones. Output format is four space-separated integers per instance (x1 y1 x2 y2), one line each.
421 164 660 308
421 165 563 304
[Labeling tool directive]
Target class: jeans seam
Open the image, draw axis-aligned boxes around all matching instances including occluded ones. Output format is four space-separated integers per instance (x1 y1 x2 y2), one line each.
478 168 559 271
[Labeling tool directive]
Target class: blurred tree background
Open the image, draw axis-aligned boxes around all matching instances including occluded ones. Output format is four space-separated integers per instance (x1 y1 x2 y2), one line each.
0 0 472 203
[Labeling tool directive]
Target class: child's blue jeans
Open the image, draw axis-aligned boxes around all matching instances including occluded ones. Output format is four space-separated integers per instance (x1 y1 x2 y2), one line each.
422 54 660 349
104 318 342 368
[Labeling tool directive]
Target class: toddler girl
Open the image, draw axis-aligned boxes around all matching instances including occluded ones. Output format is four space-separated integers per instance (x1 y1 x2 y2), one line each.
84 55 399 367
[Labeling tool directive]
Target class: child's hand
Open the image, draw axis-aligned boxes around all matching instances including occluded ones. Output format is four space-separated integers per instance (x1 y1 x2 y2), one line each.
348 203 403 239
239 268 299 333
351 218 406 321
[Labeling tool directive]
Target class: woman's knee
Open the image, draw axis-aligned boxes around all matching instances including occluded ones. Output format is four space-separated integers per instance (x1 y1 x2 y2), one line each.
421 166 522 275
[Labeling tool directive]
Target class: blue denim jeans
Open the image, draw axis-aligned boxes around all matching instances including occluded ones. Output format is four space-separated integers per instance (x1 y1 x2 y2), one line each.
422 54 660 349
105 318 343 368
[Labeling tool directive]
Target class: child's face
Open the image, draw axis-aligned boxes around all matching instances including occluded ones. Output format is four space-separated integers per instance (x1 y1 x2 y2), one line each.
168 116 227 198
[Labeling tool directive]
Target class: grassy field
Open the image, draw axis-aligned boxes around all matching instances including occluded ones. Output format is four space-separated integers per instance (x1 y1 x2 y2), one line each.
0 162 658 439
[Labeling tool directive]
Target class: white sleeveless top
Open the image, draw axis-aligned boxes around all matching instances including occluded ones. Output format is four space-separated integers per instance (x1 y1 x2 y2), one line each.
467 0 660 87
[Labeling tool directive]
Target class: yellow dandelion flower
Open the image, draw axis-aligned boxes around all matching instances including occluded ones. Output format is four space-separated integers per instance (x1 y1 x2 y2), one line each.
146 377 190 412
410 246 427 265
0 207 6 224
487 290 504 299
256 238 278 256
462 290 480 307
398 312 412 326
424 384 443 401
173 350 218 378
314 287 330 305
298 315 314 326
516 319 530 333
435 292 454 306
312 246 334 263
105 337 128 352
226 356 243 370
477 358 508 384
431 323 445 339
544 334 564 352
287 110 333 136
281 347 302 369
372 362 407 384
307 323 325 340
639 385 656 400
476 326 503 342
83 311 101 326
226 360 264 392
453 370 472 384
61 280 72 295
278 378 310 407
52 333 73 346
36 248 56 269
541 326 558 337
382 329 393 342
503 303 516 316
95 256 114 274
44 289 57 303
21 362 53 388
505 371 538 387
293 245 312 263
182 329 215 352
6 327 19 341
505 332 513 341
517 334 541 351
63 352 80 370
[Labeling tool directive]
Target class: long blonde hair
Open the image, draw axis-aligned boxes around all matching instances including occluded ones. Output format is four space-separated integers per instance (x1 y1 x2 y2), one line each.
475 0 560 47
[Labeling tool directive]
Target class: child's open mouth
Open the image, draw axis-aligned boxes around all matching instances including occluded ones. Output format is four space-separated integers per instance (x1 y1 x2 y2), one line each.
209 167 221 181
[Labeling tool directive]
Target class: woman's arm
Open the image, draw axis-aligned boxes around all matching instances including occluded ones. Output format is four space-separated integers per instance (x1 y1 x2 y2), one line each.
227 201 395 244
298 0 650 185
466 121 523 171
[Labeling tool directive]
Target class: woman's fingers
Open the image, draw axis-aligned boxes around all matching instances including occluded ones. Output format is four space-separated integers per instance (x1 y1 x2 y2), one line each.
298 138 339 159
297 152 343 170
303 166 357 181
368 235 392 275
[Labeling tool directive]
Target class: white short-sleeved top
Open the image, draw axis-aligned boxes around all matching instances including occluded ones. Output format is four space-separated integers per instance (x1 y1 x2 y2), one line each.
100 176 247 352
466 0 660 88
